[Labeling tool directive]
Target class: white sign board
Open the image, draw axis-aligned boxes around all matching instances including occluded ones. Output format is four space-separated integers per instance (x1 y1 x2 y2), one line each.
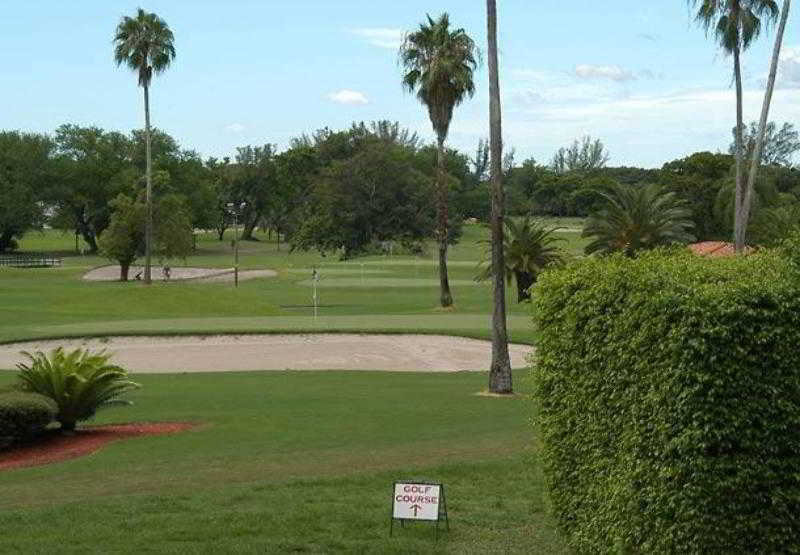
392 483 441 521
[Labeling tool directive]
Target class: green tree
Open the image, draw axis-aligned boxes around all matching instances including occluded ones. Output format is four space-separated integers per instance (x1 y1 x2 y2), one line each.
114 8 176 284
583 183 696 257
478 217 565 302
99 192 193 281
690 0 779 252
50 125 132 252
400 13 479 308
290 141 434 258
730 121 800 166
550 136 609 174
0 132 54 252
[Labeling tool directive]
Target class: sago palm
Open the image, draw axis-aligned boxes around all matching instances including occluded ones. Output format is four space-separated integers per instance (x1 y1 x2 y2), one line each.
478 217 565 302
400 13 478 308
690 0 779 252
114 9 176 284
583 183 696 257
16 348 140 432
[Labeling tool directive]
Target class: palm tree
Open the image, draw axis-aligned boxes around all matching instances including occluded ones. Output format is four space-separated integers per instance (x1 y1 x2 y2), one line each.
741 0 792 245
400 13 478 308
485 0 512 394
478 217 566 303
690 0 779 253
582 183 696 257
113 9 176 284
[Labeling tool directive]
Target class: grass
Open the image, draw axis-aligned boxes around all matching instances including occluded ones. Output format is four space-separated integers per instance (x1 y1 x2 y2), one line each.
1 223 590 345
0 369 567 553
0 222 585 552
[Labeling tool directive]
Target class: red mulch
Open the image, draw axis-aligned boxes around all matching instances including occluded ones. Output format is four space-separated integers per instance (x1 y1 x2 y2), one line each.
0 422 196 472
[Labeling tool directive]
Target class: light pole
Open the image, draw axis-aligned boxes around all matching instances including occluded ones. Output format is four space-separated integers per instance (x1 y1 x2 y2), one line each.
226 201 246 287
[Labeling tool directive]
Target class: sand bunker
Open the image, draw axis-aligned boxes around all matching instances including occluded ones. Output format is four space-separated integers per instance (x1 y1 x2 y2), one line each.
83 266 276 282
0 334 533 373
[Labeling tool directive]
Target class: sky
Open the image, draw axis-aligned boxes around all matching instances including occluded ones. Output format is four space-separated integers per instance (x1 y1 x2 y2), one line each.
1 1 799 168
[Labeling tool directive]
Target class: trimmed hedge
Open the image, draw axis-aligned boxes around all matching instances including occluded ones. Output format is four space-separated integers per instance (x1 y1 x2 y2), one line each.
0 391 57 448
532 249 800 553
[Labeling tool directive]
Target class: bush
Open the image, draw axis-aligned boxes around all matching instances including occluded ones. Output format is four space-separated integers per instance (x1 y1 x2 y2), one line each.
532 249 800 553
0 391 57 448
16 348 140 432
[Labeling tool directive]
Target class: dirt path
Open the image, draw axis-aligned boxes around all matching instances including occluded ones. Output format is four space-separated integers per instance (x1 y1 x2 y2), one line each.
82 266 277 282
0 334 533 373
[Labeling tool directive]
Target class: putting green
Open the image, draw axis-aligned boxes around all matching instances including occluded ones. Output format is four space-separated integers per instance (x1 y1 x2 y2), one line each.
284 268 389 275
296 277 483 288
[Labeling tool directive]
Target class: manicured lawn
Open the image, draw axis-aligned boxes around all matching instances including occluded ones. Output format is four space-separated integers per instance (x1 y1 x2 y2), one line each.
1 223 589 345
0 369 566 553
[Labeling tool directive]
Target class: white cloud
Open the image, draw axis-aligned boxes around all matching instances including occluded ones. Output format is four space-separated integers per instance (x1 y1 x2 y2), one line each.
575 64 636 82
327 89 369 105
349 28 403 49
779 46 800 87
225 123 245 133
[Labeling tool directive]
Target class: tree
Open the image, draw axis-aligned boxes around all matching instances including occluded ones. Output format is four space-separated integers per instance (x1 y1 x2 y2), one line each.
114 8 176 284
550 136 609 174
478 217 565 302
485 0 512 393
50 125 132 252
730 121 800 166
99 192 193 281
229 145 277 240
400 13 479 308
290 140 434 258
740 0 792 248
0 132 54 252
690 0 780 252
583 183 696 257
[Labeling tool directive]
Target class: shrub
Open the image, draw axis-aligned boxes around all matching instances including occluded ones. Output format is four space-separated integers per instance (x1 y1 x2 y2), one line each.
532 249 800 553
16 348 140 432
0 391 57 448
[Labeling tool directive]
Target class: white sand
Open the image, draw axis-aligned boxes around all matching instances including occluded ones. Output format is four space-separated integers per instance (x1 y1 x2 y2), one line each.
0 334 533 374
82 266 276 282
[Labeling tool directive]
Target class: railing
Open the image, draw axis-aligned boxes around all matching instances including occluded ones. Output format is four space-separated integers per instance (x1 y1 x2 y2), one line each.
0 254 63 268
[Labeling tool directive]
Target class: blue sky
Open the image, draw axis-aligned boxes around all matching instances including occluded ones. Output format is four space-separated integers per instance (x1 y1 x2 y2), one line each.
2 1 798 167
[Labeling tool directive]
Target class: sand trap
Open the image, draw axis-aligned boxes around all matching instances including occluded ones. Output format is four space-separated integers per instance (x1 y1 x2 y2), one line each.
83 266 276 282
0 334 533 374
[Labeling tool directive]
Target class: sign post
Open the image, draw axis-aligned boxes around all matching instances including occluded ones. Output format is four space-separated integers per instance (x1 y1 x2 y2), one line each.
389 481 449 540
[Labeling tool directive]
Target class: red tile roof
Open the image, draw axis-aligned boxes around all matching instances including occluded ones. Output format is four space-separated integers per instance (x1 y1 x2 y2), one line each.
688 241 751 257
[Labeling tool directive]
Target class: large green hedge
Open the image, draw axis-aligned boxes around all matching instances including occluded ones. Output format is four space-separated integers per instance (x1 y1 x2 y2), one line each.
532 249 800 553
0 391 57 448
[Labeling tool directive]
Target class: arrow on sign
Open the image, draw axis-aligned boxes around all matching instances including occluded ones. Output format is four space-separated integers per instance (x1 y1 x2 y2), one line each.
410 504 422 517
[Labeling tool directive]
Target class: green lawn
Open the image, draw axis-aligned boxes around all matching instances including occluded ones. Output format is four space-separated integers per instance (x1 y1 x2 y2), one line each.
1 223 589 345
0 369 566 554
0 223 583 552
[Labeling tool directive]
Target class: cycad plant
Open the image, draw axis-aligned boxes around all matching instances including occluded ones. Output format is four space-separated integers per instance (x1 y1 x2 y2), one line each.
478 217 565 302
16 348 140 432
400 13 478 307
583 183 696 257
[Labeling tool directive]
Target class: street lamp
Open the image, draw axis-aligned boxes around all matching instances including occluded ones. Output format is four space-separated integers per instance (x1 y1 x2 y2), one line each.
226 201 247 287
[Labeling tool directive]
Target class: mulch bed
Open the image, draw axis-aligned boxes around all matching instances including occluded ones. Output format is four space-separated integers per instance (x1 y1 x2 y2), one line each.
0 422 196 472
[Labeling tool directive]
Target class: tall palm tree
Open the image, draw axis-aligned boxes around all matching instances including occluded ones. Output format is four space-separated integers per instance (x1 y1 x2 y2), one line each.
582 183 696 257
113 9 176 284
478 217 566 303
741 0 791 244
485 0 512 394
690 0 779 252
400 13 478 308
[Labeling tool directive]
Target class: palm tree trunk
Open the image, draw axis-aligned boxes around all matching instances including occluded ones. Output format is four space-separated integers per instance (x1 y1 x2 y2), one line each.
741 0 791 241
436 136 453 308
733 46 746 252
143 84 153 284
487 0 512 394
515 271 534 303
